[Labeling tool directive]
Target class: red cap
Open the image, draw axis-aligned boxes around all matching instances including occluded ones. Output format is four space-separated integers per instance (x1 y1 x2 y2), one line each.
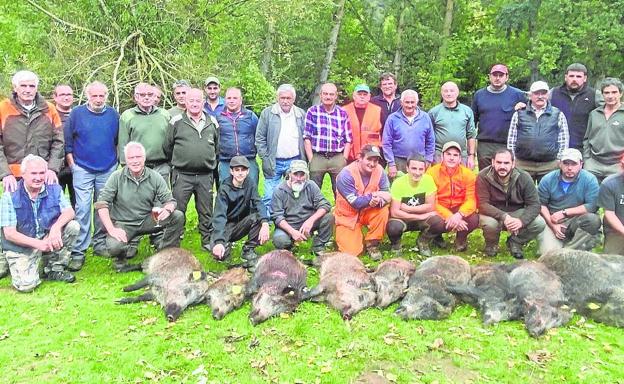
490 64 508 74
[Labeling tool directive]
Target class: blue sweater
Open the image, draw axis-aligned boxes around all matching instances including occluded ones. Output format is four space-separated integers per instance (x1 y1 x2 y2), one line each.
472 86 526 143
538 169 599 213
382 109 435 164
64 105 119 172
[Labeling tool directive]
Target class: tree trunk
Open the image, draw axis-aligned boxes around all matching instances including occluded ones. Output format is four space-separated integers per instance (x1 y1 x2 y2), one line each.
392 0 407 81
260 16 275 78
314 0 346 104
436 0 454 75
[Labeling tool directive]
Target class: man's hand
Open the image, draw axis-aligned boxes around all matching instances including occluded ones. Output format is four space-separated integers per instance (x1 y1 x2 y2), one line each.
551 223 567 240
388 165 397 179
514 102 527 111
369 194 382 207
466 155 475 170
289 228 307 242
299 217 315 237
550 210 566 224
258 222 270 245
212 244 225 260
108 227 128 243
503 215 523 234
2 175 17 193
45 169 58 185
446 212 467 231
46 225 64 251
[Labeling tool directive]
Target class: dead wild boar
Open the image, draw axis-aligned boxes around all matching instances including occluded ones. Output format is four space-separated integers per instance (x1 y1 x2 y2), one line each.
117 248 213 322
508 261 572 337
305 252 377 320
539 249 624 327
449 263 521 325
396 256 470 320
372 258 416 308
247 250 308 325
205 267 250 320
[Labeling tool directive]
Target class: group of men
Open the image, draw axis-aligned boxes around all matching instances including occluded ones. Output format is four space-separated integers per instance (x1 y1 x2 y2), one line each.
1 62 623 293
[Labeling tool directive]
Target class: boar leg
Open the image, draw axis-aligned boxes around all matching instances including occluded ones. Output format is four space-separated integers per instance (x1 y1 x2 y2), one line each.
123 277 149 292
116 292 155 304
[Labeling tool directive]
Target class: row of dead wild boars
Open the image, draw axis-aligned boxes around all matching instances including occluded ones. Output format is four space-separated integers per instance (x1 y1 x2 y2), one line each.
539 249 624 327
247 250 308 325
396 256 471 320
508 261 572 337
305 252 378 319
448 263 520 326
117 248 216 322
372 258 416 308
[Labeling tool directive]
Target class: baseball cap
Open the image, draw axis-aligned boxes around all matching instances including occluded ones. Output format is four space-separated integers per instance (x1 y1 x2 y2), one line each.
490 64 509 74
361 144 382 158
204 76 220 86
354 84 370 93
289 160 309 174
229 156 250 169
442 141 462 153
529 81 549 93
560 148 583 163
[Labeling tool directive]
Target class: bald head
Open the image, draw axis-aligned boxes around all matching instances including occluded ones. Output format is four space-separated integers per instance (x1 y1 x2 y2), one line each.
441 81 459 107
320 83 338 110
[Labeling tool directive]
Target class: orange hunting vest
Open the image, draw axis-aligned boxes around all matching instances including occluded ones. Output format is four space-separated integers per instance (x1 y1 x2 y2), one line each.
335 161 384 229
343 102 382 161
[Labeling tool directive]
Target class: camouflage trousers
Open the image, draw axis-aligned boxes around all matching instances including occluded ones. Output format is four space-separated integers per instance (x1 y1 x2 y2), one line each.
5 220 79 292
0 245 7 278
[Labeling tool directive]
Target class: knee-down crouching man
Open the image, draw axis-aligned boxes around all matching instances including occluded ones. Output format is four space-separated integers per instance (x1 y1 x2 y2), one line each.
95 142 184 272
477 149 545 258
210 156 270 270
0 155 79 291
386 154 445 257
271 160 334 255
596 154 624 255
334 145 391 260
538 148 601 254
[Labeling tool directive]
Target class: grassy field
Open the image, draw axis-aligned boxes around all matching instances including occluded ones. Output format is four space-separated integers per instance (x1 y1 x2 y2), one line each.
1 176 623 384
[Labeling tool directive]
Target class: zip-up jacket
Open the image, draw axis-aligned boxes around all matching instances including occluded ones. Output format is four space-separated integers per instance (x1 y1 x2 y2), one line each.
216 108 259 161
164 112 219 172
550 83 597 150
426 163 476 219
476 166 540 226
0 93 63 178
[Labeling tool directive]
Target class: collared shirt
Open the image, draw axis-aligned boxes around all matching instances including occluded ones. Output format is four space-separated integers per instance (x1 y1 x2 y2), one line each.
507 104 569 159
0 184 71 238
276 107 300 158
188 113 206 134
303 104 352 153
428 102 476 156
203 97 225 117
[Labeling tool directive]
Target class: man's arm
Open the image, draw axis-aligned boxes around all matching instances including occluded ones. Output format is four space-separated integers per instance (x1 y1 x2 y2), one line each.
46 104 64 174
304 139 313 162
117 112 131 165
556 112 570 159
604 211 624 237
507 111 519 153
97 207 127 243
255 108 269 159
475 174 505 221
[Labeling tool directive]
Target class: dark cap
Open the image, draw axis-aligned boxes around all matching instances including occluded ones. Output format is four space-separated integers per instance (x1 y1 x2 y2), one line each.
361 144 382 158
442 141 462 153
229 156 250 169
490 64 509 74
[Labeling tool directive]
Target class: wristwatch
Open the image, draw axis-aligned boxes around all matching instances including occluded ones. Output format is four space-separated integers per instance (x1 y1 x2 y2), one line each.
562 209 568 217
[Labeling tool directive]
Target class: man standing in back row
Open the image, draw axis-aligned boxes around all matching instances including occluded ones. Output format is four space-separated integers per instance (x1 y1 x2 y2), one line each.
472 64 526 170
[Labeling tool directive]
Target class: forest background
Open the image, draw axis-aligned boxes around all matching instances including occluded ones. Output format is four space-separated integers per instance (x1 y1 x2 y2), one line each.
1 0 623 111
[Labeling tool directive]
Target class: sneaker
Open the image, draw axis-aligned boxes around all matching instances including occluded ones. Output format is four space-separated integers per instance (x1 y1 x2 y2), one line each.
367 246 383 261
484 244 499 257
506 238 524 259
45 270 76 283
67 258 85 272
417 237 432 257
454 239 468 252
432 235 448 249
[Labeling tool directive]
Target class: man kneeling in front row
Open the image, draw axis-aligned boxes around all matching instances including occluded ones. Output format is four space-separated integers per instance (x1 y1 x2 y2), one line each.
0 155 78 291
271 160 334 255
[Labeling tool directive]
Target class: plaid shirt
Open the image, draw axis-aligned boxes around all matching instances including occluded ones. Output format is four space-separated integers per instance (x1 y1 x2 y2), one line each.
0 184 70 239
507 104 569 160
303 104 352 153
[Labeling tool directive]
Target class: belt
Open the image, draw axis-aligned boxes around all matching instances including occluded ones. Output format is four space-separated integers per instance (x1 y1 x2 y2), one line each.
314 151 341 159
145 160 168 168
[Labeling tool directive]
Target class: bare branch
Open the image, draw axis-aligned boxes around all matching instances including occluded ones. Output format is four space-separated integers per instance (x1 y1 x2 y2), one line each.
113 31 143 110
97 0 121 32
25 0 111 42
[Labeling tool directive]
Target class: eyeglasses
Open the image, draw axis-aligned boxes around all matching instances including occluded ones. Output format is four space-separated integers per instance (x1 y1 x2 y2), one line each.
57 93 73 97
175 91 186 95
136 93 155 98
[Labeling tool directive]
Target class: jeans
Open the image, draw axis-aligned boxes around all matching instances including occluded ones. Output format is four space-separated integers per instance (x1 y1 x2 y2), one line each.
72 163 116 257
262 156 299 214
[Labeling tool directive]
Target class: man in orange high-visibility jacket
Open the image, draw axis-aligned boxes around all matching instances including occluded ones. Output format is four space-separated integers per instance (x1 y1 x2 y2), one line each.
334 145 391 260
343 84 383 163
426 141 479 252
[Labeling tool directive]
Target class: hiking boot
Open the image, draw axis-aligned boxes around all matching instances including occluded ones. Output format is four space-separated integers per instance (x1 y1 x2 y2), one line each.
367 245 383 261
417 236 432 257
45 270 76 283
454 238 468 252
506 238 524 259
484 244 499 257
67 257 85 272
390 243 402 256
432 235 448 250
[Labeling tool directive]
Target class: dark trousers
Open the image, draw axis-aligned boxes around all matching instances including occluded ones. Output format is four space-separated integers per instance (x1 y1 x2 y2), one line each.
58 165 76 208
212 213 263 259
386 215 445 245
272 212 334 251
171 169 214 245
443 208 479 243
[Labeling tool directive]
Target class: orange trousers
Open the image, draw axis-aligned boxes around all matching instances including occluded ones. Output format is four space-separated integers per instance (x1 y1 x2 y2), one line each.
335 206 389 256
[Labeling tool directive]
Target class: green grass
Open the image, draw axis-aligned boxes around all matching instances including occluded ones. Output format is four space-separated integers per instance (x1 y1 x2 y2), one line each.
1 175 623 384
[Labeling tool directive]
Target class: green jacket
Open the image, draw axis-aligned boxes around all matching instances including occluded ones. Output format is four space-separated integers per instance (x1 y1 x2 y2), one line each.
95 166 175 225
583 104 624 165
164 112 219 172
118 106 170 164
